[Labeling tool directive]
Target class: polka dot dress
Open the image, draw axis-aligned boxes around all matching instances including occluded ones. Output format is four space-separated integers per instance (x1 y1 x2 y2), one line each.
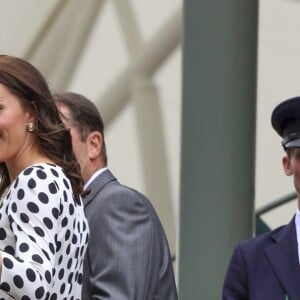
0 163 89 300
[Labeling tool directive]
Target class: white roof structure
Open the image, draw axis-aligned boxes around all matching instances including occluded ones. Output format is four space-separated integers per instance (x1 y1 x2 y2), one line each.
2 0 300 280
0 0 182 266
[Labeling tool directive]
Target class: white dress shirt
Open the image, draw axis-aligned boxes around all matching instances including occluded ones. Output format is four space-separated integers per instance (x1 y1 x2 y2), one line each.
295 209 300 264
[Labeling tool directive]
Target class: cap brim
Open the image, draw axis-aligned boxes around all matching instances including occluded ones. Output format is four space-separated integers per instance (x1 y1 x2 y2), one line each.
285 139 300 148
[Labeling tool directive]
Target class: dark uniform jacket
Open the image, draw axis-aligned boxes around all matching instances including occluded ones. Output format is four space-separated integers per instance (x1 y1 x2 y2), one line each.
223 217 300 300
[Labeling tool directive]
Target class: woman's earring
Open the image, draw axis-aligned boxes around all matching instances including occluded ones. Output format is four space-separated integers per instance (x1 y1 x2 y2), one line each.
26 123 36 132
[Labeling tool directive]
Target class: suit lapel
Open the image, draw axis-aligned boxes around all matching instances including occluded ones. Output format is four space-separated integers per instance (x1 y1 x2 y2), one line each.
83 169 116 207
265 217 300 300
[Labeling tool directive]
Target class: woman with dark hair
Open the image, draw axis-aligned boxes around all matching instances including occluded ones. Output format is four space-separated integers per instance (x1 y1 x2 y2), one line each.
0 55 89 299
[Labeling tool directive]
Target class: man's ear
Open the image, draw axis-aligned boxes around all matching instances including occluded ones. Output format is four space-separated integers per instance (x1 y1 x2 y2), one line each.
87 131 103 160
283 155 293 176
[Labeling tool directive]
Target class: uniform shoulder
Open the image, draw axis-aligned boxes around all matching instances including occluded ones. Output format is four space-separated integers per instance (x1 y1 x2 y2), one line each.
238 224 287 253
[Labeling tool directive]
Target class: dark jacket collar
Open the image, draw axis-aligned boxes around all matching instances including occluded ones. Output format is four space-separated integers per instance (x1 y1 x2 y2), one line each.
265 216 300 299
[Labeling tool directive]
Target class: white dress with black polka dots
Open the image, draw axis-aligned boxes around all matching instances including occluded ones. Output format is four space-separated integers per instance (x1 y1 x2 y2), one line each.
0 163 89 300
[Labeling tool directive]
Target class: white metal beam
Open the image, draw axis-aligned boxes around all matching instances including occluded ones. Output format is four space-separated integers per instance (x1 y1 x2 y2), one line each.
96 8 182 125
112 0 143 57
25 0 106 90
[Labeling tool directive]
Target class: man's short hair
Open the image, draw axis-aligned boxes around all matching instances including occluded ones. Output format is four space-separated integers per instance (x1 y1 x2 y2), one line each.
53 92 107 165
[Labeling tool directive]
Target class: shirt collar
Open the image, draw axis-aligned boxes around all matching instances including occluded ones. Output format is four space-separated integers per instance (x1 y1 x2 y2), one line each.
84 167 108 190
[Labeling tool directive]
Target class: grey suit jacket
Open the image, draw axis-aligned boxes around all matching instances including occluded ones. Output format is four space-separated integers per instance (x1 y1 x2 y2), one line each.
81 169 178 300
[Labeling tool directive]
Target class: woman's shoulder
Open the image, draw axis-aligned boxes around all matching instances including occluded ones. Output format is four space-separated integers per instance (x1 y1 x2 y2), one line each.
20 163 64 179
12 163 67 191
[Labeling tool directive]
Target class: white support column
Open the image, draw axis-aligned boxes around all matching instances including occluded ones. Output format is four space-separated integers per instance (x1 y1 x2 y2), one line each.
112 0 177 252
131 77 176 253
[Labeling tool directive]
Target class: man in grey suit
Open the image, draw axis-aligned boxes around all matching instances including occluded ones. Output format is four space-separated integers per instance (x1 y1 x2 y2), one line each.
54 92 178 300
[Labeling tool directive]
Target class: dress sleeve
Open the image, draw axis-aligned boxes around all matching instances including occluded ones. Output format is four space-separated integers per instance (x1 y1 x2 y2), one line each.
0 170 59 299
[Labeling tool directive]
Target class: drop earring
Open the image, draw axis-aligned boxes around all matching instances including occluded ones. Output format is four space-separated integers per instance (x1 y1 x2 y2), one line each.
26 123 36 132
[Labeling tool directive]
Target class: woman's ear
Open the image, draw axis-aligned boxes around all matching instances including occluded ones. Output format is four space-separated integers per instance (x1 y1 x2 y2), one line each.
283 155 293 176
87 131 103 160
25 102 37 123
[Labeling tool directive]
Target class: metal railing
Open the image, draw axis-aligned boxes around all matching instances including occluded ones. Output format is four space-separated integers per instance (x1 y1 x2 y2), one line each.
255 192 297 235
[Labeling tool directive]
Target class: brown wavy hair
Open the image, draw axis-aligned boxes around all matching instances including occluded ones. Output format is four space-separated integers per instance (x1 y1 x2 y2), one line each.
0 55 84 203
